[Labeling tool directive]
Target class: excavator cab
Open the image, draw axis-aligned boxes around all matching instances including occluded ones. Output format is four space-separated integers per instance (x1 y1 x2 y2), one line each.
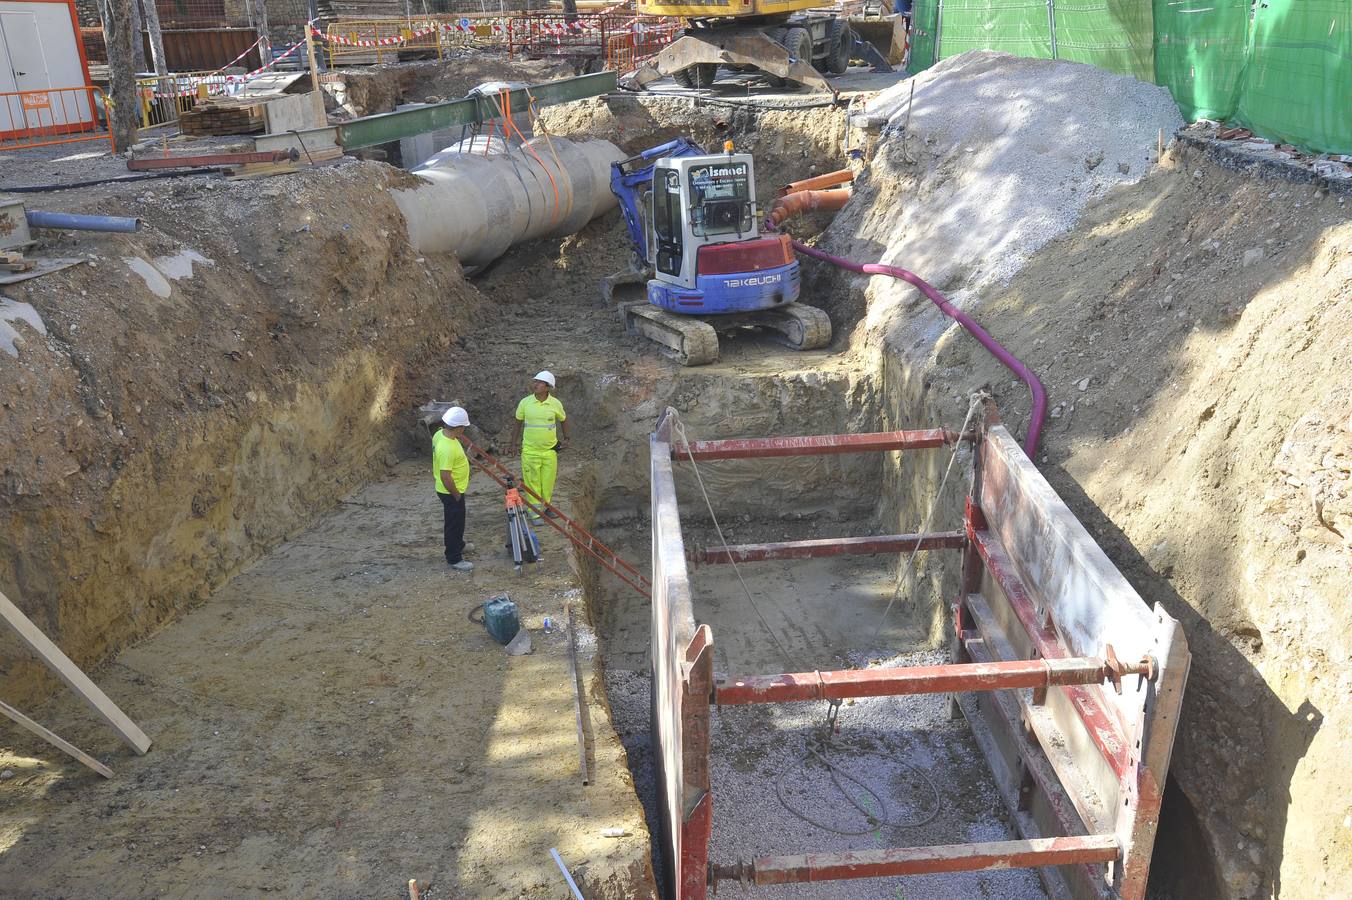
646 153 798 314
606 140 831 366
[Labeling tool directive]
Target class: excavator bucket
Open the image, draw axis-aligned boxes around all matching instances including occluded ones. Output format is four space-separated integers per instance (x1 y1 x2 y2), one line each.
629 30 836 94
600 261 651 306
850 15 908 67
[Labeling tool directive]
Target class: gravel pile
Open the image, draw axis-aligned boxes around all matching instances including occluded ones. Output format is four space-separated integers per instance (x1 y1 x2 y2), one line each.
834 50 1183 341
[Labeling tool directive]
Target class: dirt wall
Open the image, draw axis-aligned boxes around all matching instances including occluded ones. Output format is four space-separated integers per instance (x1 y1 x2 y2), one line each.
0 162 482 708
813 139 1352 898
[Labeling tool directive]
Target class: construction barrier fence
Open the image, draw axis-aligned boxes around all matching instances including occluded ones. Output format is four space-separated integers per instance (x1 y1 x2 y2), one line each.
908 0 1352 155
0 86 115 153
319 11 680 69
320 10 681 67
135 72 236 129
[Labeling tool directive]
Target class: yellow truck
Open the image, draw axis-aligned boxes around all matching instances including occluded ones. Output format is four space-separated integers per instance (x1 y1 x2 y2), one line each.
629 0 878 92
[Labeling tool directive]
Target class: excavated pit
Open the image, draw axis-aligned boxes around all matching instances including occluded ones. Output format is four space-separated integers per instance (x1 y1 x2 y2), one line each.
3 55 1349 899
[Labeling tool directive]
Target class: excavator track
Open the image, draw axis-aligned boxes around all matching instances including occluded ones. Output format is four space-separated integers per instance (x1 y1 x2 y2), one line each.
619 301 721 366
757 302 833 350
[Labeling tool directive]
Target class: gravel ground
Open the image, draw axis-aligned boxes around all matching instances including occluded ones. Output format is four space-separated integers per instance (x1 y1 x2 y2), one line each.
841 51 1183 324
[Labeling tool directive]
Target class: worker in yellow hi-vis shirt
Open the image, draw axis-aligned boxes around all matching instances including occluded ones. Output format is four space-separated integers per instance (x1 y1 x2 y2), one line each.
510 370 569 522
433 406 475 573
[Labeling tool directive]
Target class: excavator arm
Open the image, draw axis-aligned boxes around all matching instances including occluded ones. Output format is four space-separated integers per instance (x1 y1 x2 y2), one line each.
609 138 708 265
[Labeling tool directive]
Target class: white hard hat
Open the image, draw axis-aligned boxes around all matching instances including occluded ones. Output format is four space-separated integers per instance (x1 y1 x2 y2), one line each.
533 370 556 388
441 406 470 427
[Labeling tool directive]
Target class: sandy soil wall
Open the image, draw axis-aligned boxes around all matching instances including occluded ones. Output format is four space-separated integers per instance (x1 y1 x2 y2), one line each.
0 162 482 708
817 139 1352 898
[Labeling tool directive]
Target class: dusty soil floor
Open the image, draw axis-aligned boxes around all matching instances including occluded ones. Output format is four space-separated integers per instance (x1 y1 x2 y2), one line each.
0 459 655 899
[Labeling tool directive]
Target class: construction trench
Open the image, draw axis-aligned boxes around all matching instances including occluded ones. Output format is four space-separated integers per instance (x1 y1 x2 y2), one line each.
2 49 1351 900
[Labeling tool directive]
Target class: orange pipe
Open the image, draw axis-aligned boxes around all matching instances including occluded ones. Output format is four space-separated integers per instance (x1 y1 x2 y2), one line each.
766 186 852 228
780 168 855 196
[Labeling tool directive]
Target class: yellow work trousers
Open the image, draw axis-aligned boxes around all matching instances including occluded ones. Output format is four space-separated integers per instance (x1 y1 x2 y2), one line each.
521 445 558 509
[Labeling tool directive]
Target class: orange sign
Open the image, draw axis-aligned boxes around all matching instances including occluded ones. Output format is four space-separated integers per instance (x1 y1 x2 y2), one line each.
21 92 50 111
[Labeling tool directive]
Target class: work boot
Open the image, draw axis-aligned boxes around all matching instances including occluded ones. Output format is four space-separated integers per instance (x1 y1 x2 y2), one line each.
449 560 474 573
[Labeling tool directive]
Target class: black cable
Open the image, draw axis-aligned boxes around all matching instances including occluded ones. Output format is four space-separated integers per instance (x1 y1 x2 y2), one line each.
1 168 228 193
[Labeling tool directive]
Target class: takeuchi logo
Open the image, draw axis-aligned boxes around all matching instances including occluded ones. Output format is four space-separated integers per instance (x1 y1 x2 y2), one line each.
693 164 747 181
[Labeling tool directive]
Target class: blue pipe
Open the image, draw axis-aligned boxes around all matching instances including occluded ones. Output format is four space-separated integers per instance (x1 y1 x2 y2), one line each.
25 210 141 233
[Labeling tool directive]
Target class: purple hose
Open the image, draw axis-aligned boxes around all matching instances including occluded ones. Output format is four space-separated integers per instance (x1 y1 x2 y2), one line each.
791 239 1047 454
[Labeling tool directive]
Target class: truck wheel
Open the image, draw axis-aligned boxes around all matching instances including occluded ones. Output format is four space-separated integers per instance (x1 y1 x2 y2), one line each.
765 26 812 89
672 63 719 89
826 19 853 75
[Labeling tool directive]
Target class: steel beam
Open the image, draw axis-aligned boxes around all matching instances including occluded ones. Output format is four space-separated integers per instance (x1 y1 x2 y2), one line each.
127 149 297 169
709 835 1120 885
337 71 617 150
713 656 1110 705
692 530 965 564
671 429 953 461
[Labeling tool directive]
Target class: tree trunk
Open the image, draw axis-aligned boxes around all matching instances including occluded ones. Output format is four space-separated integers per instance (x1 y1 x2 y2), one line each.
104 0 141 151
129 0 148 73
251 0 272 64
141 0 168 77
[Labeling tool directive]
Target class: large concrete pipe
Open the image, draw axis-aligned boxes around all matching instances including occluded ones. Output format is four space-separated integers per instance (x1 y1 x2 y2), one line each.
391 136 625 268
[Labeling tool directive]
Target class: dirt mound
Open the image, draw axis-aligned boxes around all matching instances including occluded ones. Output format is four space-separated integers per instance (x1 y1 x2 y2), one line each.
540 95 849 209
333 54 576 117
953 149 1351 899
0 161 482 706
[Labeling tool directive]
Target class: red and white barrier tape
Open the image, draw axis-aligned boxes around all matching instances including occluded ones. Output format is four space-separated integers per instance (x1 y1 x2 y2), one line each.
213 35 265 74
313 24 439 46
152 34 309 98
226 34 307 81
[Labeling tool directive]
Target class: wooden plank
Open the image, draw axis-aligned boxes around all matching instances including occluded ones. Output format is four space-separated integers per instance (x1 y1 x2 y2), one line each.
566 604 589 786
0 698 114 778
0 590 151 754
650 409 700 899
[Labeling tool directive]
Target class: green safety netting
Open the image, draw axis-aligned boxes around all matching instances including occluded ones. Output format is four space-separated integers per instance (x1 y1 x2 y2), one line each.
1233 0 1352 154
1153 0 1249 121
906 0 1352 155
1055 0 1154 83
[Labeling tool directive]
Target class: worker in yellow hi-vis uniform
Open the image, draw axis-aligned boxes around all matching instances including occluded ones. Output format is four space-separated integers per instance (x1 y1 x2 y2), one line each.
511 370 569 522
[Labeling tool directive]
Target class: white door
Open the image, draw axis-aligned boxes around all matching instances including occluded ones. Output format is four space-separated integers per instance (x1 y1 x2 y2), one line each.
1 13 49 93
0 11 53 134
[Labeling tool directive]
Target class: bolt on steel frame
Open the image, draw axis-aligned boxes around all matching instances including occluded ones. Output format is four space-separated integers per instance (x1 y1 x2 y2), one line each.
648 401 1189 900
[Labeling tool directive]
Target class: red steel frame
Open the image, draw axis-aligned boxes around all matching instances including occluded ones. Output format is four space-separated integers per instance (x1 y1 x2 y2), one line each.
671 428 954 461
650 403 1189 900
691 529 964 563
713 655 1140 705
